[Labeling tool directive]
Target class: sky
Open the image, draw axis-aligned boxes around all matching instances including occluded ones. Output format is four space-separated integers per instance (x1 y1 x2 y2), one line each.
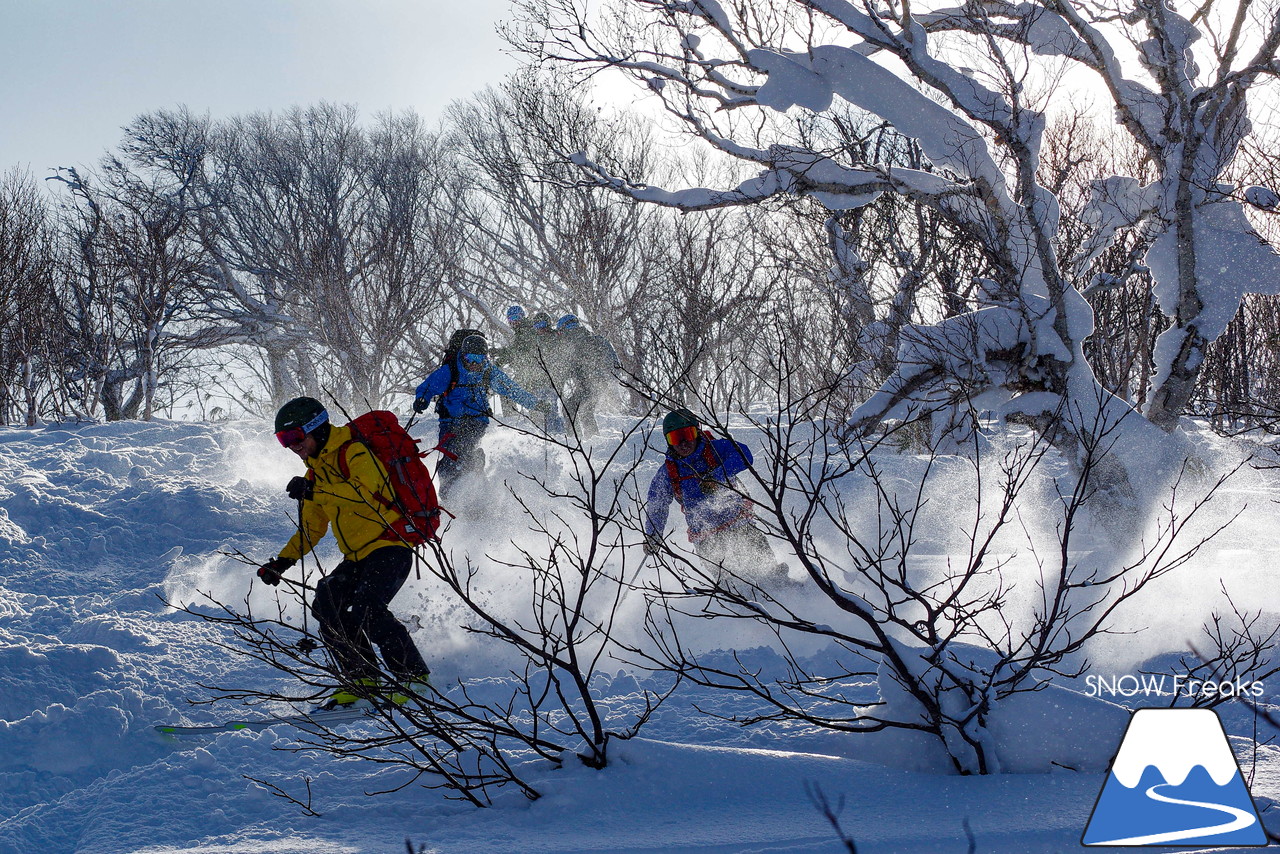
0 0 520 176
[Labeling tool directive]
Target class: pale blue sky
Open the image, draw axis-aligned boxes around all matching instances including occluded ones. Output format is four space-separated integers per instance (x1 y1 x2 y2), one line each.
0 0 518 174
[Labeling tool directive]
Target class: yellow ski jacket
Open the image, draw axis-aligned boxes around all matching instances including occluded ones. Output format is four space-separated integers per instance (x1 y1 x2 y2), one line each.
277 423 406 562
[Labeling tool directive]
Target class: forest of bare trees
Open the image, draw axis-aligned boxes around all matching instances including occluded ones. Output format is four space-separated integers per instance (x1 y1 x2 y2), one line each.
3 54 1280 436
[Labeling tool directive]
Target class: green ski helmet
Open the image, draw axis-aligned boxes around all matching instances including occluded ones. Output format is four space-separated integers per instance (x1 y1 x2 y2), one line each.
662 408 699 434
274 396 328 447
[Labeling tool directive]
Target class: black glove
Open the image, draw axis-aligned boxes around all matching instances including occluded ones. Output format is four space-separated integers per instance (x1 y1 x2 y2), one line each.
256 556 296 586
286 475 313 502
413 396 429 413
535 399 553 414
643 534 662 556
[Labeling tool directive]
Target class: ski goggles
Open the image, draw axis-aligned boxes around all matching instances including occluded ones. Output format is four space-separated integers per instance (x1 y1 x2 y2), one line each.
275 409 328 448
665 425 700 446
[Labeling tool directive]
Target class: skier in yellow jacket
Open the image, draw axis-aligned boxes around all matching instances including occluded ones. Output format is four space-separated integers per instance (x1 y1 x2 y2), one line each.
256 396 430 708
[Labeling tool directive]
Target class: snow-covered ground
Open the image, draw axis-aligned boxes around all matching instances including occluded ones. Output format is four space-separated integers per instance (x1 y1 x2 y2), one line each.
1 417 1279 853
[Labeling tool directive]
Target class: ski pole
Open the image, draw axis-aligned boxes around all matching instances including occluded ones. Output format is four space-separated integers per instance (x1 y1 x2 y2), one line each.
293 495 319 640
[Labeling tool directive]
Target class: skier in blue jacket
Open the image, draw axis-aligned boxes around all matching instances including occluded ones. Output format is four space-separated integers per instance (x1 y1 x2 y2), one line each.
643 408 793 584
413 333 544 496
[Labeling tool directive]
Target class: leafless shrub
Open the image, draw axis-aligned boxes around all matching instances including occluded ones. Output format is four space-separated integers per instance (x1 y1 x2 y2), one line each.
635 357 1241 773
170 410 674 803
418 409 676 770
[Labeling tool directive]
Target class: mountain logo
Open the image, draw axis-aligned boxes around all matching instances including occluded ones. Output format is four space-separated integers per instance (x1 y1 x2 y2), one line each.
1082 707 1267 847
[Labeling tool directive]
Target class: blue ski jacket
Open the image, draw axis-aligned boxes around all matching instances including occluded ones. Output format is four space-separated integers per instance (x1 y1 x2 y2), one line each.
415 355 539 424
644 432 756 542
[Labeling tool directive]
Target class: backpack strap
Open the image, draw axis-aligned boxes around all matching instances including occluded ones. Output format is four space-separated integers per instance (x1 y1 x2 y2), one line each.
335 438 355 481
666 457 684 505
437 362 494 419
665 431 720 506
335 438 396 511
701 432 721 471
437 359 460 418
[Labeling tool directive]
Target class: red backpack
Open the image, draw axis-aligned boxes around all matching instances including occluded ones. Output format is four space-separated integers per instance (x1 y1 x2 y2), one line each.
335 410 441 545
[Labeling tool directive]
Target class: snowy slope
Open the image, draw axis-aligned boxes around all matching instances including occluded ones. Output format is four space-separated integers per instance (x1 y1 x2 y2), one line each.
1 418 1278 854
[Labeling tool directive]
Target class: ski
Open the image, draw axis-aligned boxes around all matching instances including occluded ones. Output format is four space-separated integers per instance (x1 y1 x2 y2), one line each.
154 704 373 737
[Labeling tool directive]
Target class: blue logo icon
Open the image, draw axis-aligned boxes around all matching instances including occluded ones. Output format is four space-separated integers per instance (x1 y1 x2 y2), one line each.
1083 708 1267 846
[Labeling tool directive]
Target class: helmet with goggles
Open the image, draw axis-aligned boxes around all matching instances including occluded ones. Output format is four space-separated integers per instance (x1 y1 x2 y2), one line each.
662 408 700 447
274 396 328 448
461 334 487 355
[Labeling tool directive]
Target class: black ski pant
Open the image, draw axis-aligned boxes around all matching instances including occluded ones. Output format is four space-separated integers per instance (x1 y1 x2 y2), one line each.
311 545 428 684
436 417 487 497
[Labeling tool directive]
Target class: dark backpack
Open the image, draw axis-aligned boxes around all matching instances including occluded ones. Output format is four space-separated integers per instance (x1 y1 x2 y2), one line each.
334 410 441 545
437 328 492 418
442 328 485 368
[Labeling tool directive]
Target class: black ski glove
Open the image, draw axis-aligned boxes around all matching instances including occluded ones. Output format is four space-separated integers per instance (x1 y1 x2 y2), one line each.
286 475 313 502
643 534 662 556
256 556 296 586
413 396 429 413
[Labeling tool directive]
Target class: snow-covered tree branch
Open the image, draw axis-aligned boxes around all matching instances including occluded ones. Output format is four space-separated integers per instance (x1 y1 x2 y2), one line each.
515 0 1280 502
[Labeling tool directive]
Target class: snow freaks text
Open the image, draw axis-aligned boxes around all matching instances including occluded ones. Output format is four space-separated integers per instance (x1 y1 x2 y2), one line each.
1085 674 1266 701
